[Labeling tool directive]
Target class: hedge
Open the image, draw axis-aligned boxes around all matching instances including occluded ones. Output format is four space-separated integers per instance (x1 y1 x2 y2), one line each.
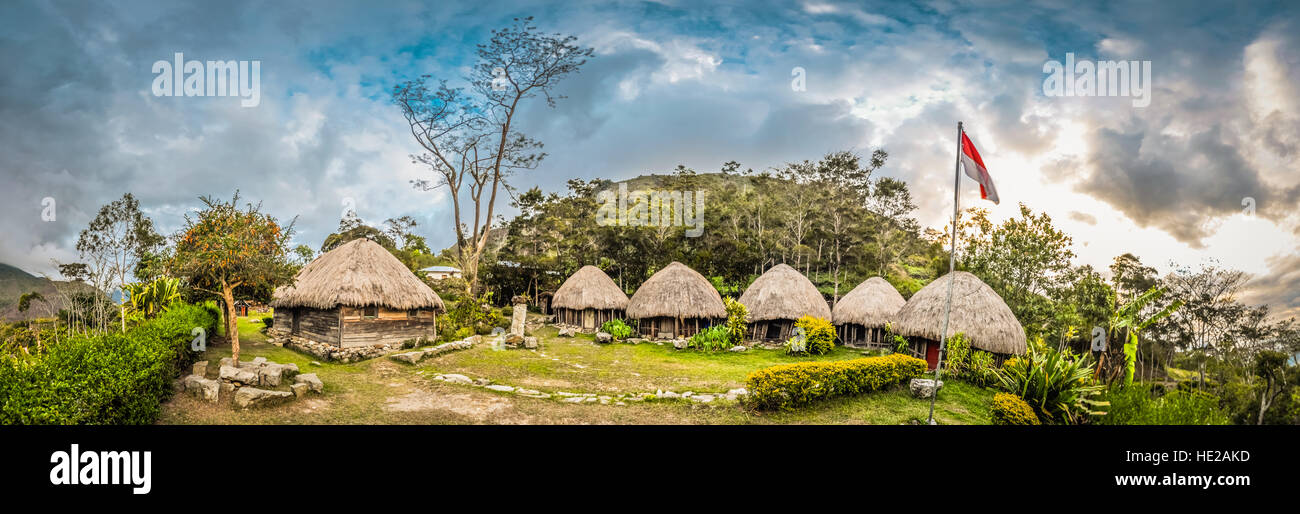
0 302 218 425
744 353 928 410
991 392 1040 425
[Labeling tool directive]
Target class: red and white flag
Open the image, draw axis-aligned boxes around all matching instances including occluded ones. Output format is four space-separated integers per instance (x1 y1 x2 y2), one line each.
959 131 999 204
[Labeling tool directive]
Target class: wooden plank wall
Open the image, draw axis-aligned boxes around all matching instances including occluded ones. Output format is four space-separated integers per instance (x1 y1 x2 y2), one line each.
339 306 438 348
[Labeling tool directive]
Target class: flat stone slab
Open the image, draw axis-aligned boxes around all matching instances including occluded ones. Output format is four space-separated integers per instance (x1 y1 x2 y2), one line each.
234 387 294 409
293 373 324 393
909 378 944 399
182 374 219 403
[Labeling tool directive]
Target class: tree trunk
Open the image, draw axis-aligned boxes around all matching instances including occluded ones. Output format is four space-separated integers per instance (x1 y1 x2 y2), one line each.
222 281 240 366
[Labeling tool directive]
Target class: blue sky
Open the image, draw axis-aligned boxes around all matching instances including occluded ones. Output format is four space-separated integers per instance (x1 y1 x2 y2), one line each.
2 0 1298 318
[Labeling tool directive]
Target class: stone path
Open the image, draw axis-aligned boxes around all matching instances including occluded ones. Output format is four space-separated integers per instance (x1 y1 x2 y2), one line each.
414 369 749 406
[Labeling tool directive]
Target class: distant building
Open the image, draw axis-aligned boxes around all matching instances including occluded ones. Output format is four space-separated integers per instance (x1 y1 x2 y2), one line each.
420 265 463 280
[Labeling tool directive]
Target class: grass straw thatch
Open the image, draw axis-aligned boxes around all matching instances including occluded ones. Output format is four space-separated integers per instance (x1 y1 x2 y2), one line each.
892 271 1026 355
270 238 445 312
832 276 906 328
738 263 831 321
626 261 726 319
551 265 629 311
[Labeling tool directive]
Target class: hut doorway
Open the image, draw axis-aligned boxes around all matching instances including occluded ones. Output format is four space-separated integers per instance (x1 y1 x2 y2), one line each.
925 341 940 370
583 309 596 330
291 309 301 335
764 323 783 340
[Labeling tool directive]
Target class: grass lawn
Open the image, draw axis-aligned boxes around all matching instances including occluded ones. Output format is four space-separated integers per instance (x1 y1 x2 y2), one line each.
157 317 996 425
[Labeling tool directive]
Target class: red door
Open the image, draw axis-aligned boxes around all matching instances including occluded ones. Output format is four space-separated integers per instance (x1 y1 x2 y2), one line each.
925 341 940 370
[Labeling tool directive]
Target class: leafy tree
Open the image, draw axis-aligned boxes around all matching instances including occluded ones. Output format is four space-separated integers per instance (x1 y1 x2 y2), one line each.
172 192 295 365
75 193 164 332
962 203 1074 340
1107 286 1182 386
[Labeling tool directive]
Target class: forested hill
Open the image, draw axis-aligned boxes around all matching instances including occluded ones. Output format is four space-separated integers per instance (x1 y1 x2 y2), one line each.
0 263 60 321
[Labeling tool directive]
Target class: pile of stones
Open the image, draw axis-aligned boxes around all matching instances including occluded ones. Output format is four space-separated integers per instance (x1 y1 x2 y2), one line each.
390 338 477 364
178 357 324 409
267 330 403 363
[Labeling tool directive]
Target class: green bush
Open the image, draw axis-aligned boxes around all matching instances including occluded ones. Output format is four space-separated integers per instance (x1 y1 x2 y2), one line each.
0 303 218 425
687 325 732 352
600 318 633 340
744 353 927 410
723 297 749 345
1097 384 1229 425
943 333 997 387
795 316 835 355
991 393 1040 425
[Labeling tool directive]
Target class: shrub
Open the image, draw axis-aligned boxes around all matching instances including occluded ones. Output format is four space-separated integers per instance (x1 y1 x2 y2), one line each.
991 393 1040 425
1097 384 1229 425
0 303 217 425
688 325 732 352
784 330 808 356
744 354 928 410
795 316 835 355
600 318 633 340
723 297 749 345
996 342 1106 424
262 315 274 328
942 333 997 387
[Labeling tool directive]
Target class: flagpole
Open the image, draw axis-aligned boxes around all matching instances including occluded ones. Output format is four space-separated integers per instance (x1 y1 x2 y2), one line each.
927 121 962 425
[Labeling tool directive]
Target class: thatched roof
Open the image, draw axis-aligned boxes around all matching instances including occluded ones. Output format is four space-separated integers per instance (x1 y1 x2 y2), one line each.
270 238 445 312
551 265 629 311
626 262 726 319
892 271 1026 355
832 277 906 328
738 263 831 322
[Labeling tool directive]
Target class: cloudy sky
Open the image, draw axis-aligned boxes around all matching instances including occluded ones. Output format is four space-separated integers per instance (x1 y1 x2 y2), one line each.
2 0 1298 318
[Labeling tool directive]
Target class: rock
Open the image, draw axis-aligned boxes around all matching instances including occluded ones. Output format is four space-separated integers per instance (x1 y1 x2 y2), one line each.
473 378 491 386
505 334 525 347
439 373 473 385
485 384 515 393
281 363 299 377
515 388 541 396
192 360 209 377
258 363 287 387
595 332 612 343
909 378 944 399
672 339 688 350
727 388 749 396
182 375 219 403
523 337 539 349
562 397 586 403
220 382 236 394
219 365 258 385
391 351 424 364
293 373 324 393
689 394 715 403
310 361 322 366
233 387 294 409
510 303 527 337
658 391 681 399
728 345 747 352
557 326 576 337
252 357 267 364
291 383 309 397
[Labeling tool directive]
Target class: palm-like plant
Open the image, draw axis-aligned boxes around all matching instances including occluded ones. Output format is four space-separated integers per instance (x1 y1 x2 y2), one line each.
996 340 1107 424
125 277 183 320
1109 286 1182 386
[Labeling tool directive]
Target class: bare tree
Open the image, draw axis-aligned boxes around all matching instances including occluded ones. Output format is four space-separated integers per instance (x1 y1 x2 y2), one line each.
393 17 593 294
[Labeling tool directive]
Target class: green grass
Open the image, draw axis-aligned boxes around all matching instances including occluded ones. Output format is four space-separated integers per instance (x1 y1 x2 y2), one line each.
157 319 997 425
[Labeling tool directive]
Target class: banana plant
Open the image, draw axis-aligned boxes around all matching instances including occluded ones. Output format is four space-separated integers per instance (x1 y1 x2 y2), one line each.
125 277 183 320
1109 286 1182 386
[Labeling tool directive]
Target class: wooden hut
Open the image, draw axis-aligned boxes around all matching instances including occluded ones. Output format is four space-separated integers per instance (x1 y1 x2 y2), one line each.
738 263 831 341
832 277 906 348
626 262 726 339
891 271 1026 370
269 238 446 348
551 266 628 332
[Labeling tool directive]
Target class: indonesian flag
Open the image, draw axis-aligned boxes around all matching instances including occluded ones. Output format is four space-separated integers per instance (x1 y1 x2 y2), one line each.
960 131 999 204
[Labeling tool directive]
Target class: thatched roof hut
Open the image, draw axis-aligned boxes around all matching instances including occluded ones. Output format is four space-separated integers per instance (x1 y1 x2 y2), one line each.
271 238 444 311
626 262 726 338
832 277 906 348
739 263 830 321
833 277 905 328
270 238 445 350
552 266 629 312
738 263 830 341
892 271 1026 356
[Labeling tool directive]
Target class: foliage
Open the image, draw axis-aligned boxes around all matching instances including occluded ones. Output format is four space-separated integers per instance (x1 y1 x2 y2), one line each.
723 297 749 345
784 327 808 356
1109 285 1182 386
744 353 928 410
995 340 1106 424
1097 384 1229 425
942 332 998 387
437 292 505 341
990 393 1040 425
795 315 835 355
0 303 217 424
893 334 908 354
600 318 633 340
124 277 183 321
687 325 733 352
